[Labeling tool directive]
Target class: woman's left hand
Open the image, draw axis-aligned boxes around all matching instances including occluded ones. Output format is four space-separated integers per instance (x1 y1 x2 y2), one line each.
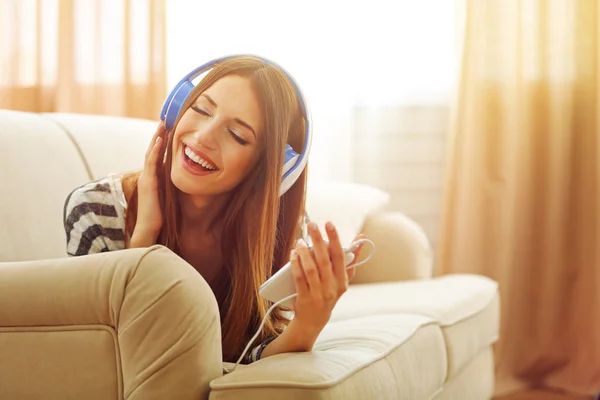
290 221 367 334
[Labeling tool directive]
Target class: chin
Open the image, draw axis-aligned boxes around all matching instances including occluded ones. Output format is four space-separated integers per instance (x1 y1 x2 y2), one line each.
170 163 213 195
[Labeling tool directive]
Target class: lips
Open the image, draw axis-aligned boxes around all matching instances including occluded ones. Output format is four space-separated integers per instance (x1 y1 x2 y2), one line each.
180 144 219 176
184 144 218 169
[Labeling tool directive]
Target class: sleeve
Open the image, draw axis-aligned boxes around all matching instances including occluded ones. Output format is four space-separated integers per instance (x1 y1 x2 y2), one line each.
246 335 278 363
63 180 126 256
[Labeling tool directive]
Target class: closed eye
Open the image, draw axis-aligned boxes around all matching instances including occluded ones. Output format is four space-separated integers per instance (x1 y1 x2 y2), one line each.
228 129 249 146
191 105 250 146
191 105 211 117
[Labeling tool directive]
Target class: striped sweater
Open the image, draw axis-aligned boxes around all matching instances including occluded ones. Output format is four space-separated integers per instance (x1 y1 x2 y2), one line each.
63 174 277 363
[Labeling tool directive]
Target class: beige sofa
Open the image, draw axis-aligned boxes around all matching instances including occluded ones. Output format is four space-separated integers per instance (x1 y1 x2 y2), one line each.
0 110 500 400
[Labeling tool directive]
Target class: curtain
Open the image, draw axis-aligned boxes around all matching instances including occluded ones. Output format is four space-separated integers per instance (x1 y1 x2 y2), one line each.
0 0 166 119
164 0 456 246
438 0 600 396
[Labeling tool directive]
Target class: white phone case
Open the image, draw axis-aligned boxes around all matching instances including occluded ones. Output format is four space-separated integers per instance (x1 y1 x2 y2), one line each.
259 251 355 309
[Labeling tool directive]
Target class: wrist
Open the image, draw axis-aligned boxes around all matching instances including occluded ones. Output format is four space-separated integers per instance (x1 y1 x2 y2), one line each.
285 317 322 350
258 315 323 360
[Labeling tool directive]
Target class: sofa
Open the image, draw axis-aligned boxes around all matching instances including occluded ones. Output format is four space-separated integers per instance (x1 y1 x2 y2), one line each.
0 109 500 400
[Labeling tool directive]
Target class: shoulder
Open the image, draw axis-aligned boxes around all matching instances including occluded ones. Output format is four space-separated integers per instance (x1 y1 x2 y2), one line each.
64 175 125 223
63 175 127 256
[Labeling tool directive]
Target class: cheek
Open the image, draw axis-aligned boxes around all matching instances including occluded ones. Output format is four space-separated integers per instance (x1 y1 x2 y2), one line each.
222 145 258 179
170 111 195 145
171 132 179 155
169 133 183 166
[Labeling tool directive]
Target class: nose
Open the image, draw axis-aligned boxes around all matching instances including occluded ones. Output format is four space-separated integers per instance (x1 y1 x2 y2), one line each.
191 120 219 150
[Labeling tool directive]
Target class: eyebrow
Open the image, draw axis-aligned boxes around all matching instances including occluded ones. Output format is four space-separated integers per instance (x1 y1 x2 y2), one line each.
200 94 257 138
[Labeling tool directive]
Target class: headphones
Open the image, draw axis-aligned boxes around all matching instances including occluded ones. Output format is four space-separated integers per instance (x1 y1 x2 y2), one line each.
160 54 312 196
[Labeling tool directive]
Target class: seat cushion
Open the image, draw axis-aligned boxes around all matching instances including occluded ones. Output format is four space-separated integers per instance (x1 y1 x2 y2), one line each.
432 347 495 400
210 314 447 400
334 273 500 378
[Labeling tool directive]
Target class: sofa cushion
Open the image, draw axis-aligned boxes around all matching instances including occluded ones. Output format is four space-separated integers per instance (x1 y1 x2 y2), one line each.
212 314 447 400
330 274 500 378
305 180 390 245
432 347 495 400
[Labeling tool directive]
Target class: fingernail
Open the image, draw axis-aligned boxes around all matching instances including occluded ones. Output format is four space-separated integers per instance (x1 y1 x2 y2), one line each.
296 238 307 247
290 249 298 259
325 221 335 231
155 137 161 144
308 222 317 231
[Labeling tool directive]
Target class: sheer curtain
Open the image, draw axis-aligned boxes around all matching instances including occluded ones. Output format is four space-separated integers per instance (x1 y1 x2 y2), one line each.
166 0 456 247
438 0 600 396
0 0 166 119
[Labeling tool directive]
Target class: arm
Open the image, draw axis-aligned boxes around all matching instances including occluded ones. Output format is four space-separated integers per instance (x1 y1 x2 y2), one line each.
248 212 428 361
251 211 316 360
257 318 318 359
129 229 160 248
259 222 364 360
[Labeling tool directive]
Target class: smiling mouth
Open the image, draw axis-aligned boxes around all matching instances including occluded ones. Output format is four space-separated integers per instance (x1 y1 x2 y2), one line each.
182 145 219 173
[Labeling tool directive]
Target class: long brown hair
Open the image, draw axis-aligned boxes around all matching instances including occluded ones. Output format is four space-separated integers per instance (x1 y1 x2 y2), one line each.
123 56 307 362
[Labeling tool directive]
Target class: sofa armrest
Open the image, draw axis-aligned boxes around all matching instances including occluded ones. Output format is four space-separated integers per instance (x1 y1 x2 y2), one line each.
351 212 434 284
0 245 222 400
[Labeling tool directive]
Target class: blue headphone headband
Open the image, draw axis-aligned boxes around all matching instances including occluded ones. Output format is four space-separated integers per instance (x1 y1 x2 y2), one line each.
160 54 312 197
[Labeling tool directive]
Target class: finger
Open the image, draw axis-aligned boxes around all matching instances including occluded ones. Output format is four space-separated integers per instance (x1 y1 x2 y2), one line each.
296 238 321 290
290 249 309 299
155 126 168 165
146 122 168 161
307 222 333 287
346 266 356 282
325 222 346 282
146 122 166 159
347 233 367 267
146 131 166 171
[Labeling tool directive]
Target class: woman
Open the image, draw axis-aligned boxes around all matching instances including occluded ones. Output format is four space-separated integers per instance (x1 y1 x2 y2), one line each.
63 55 367 365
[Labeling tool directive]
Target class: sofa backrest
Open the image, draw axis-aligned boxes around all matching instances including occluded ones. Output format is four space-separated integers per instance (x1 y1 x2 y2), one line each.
0 110 155 262
43 112 156 180
0 110 390 262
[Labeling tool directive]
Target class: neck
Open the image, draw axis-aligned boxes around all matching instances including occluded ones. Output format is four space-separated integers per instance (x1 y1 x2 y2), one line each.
177 191 229 236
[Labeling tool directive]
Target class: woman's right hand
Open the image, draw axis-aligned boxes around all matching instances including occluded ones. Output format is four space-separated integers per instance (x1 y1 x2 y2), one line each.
130 122 167 247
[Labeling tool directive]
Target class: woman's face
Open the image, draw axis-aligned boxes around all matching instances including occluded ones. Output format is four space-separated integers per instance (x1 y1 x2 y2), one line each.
170 75 263 197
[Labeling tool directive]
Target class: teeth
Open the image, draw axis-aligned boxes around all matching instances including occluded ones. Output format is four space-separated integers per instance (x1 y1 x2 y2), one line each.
185 146 216 170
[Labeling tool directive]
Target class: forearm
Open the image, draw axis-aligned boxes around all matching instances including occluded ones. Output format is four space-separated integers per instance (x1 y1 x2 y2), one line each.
259 317 320 359
129 227 159 248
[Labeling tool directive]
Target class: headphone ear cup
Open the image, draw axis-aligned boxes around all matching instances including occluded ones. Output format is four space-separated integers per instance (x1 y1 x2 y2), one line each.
160 90 175 123
282 144 300 178
163 80 195 131
280 144 301 196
